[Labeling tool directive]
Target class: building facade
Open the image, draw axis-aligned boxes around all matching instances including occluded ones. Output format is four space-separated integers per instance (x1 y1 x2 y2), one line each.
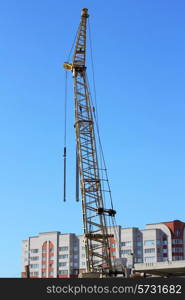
21 220 185 278
22 232 82 278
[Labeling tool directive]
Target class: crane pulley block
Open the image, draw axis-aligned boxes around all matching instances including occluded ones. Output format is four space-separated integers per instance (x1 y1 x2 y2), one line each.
97 207 117 217
64 62 86 73
85 233 114 240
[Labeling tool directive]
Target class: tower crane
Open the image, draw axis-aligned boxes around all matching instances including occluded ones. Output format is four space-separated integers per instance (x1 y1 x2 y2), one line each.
64 8 122 277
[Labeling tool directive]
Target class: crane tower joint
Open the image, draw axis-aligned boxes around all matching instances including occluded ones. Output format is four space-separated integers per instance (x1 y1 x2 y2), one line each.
63 62 72 71
64 62 86 73
81 8 89 18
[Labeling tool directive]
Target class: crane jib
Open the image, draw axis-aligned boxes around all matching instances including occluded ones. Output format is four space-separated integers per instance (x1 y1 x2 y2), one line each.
63 8 120 277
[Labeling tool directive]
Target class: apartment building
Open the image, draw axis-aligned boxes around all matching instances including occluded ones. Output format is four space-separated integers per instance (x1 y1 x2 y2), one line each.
146 220 185 262
21 220 185 278
21 229 118 278
22 232 80 278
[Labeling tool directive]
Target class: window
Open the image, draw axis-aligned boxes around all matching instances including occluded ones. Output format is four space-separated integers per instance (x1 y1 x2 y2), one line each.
112 251 116 256
31 249 39 254
175 230 180 237
163 240 167 245
157 248 161 253
144 257 155 263
136 258 143 263
59 262 67 267
81 254 86 258
136 249 142 255
74 263 78 267
172 248 183 253
144 248 155 254
42 256 46 261
156 240 161 245
173 255 183 261
49 248 54 252
30 256 39 261
49 271 53 276
81 246 85 251
42 272 46 276
59 254 68 259
74 255 78 259
111 243 116 248
172 239 183 245
60 247 69 251
163 249 168 253
49 256 54 261
136 241 142 247
120 249 131 255
121 241 131 247
33 272 39 276
42 249 47 253
144 240 155 246
81 262 86 266
163 257 168 262
74 247 78 251
42 264 46 268
49 263 53 267
30 264 39 269
59 270 68 275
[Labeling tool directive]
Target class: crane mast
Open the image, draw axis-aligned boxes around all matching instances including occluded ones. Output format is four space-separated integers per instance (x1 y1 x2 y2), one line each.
64 8 116 276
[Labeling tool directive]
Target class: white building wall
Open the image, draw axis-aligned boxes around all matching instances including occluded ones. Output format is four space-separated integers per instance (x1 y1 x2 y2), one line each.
78 235 86 271
120 228 135 267
58 233 71 277
141 229 158 263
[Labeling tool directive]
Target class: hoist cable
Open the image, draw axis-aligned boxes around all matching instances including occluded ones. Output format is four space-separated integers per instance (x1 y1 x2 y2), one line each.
88 20 120 264
67 24 80 62
88 19 114 212
63 71 68 202
88 20 99 123
63 23 80 202
88 20 106 209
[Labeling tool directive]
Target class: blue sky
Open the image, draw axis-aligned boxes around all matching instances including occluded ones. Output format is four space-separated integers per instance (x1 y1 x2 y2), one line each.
0 0 185 277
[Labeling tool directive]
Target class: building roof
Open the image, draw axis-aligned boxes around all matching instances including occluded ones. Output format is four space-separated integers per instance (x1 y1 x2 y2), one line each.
146 219 183 226
39 231 61 235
